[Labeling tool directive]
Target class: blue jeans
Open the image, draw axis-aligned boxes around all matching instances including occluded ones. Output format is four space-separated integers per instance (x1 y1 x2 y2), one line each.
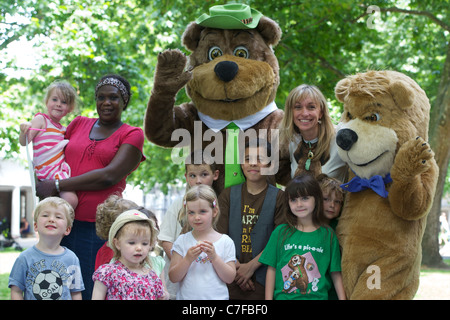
61 220 105 300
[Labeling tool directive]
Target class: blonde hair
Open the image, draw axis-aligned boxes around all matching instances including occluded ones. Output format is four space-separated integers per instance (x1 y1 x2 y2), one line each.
279 84 334 164
95 194 138 240
33 197 74 228
112 219 159 267
316 174 345 202
179 185 220 234
44 80 78 113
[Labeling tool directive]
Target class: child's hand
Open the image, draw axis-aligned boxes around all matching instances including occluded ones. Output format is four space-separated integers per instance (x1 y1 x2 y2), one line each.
199 241 217 261
185 244 202 263
18 118 45 146
20 122 32 134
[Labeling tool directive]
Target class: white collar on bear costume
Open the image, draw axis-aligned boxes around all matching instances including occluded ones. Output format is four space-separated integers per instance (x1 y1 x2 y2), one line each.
197 101 278 132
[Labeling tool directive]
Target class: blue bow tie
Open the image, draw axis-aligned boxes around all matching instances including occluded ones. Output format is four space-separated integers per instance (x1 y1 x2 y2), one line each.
341 173 392 198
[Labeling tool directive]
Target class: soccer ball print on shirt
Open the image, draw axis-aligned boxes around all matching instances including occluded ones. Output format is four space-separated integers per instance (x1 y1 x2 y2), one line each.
32 270 64 300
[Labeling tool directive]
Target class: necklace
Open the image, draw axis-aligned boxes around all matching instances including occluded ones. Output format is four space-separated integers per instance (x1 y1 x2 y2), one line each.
303 137 318 171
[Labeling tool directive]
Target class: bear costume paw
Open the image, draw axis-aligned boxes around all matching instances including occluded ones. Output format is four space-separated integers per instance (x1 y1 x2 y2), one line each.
153 49 192 95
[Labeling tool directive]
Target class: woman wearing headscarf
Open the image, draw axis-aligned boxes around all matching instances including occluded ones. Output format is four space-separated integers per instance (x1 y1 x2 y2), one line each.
36 74 146 299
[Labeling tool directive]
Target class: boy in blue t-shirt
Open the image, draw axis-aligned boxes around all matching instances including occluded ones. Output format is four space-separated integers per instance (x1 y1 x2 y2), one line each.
9 197 84 300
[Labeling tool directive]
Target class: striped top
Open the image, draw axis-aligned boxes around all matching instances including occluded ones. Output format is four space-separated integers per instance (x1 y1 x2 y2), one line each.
32 113 71 180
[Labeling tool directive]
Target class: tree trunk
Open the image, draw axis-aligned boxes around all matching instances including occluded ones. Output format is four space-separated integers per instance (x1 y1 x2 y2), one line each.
422 41 450 268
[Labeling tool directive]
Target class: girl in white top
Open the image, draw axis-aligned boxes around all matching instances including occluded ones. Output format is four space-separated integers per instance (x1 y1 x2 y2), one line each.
169 185 236 300
158 151 219 299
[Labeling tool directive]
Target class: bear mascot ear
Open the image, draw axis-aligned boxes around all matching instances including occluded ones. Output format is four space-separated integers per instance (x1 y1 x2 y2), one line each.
182 22 204 52
335 77 415 109
389 80 414 109
256 16 282 47
334 78 351 103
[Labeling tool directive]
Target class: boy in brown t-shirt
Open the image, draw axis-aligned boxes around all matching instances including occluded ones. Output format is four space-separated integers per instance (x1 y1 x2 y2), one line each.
217 138 286 300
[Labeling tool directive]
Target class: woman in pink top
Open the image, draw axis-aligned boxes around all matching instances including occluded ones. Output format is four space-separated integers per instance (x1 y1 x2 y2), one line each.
36 74 146 299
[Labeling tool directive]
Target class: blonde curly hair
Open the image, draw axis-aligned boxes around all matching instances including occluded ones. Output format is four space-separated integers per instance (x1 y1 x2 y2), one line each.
95 194 138 240
316 173 345 202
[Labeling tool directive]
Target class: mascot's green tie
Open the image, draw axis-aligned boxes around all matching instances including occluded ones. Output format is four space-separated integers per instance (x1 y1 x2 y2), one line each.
224 122 245 189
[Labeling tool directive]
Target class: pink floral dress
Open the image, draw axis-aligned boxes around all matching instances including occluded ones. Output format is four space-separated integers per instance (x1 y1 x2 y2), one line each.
92 260 164 300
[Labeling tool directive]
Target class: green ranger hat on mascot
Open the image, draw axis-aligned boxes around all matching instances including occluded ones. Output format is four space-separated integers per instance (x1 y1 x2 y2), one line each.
196 3 263 29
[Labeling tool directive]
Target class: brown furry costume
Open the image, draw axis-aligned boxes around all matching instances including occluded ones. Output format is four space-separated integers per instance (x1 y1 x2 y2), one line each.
144 11 287 194
334 70 439 299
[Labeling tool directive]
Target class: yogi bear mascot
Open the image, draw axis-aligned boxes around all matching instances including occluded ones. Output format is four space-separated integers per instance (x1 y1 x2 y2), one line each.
334 70 439 299
144 4 287 195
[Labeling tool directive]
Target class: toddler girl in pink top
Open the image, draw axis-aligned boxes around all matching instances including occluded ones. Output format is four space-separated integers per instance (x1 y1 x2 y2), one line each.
92 209 168 300
19 80 78 209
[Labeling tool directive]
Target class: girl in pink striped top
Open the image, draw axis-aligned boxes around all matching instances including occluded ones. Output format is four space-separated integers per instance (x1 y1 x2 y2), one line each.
19 80 79 209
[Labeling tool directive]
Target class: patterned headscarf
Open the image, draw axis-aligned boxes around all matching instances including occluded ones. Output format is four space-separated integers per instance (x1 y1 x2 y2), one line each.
95 77 130 105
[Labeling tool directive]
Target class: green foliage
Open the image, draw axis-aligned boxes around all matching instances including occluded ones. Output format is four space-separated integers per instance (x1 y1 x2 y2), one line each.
0 0 448 193
0 272 10 300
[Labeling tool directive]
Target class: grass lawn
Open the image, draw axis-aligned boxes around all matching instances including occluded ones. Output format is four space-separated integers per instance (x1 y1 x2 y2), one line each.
0 272 9 300
0 247 21 300
414 258 450 300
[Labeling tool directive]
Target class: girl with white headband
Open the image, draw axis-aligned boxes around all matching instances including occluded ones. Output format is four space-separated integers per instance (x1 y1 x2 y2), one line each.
92 209 168 300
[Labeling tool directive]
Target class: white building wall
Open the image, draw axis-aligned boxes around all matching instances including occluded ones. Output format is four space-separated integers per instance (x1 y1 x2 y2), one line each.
0 159 36 238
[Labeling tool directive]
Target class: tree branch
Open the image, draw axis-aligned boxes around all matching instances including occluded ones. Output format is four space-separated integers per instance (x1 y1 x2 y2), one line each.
382 7 450 32
357 5 450 32
316 54 346 79
0 32 24 51
0 22 31 51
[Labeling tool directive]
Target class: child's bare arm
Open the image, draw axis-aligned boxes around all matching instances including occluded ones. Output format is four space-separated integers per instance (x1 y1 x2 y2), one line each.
201 240 236 284
168 245 201 283
19 115 45 146
331 271 346 300
10 285 24 300
264 266 276 300
91 281 107 300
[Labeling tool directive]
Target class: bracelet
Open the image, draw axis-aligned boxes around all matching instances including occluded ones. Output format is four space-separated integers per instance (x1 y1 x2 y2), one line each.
55 179 61 193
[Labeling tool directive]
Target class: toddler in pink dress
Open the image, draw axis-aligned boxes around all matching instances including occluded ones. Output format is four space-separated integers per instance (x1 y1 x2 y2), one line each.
92 210 168 300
